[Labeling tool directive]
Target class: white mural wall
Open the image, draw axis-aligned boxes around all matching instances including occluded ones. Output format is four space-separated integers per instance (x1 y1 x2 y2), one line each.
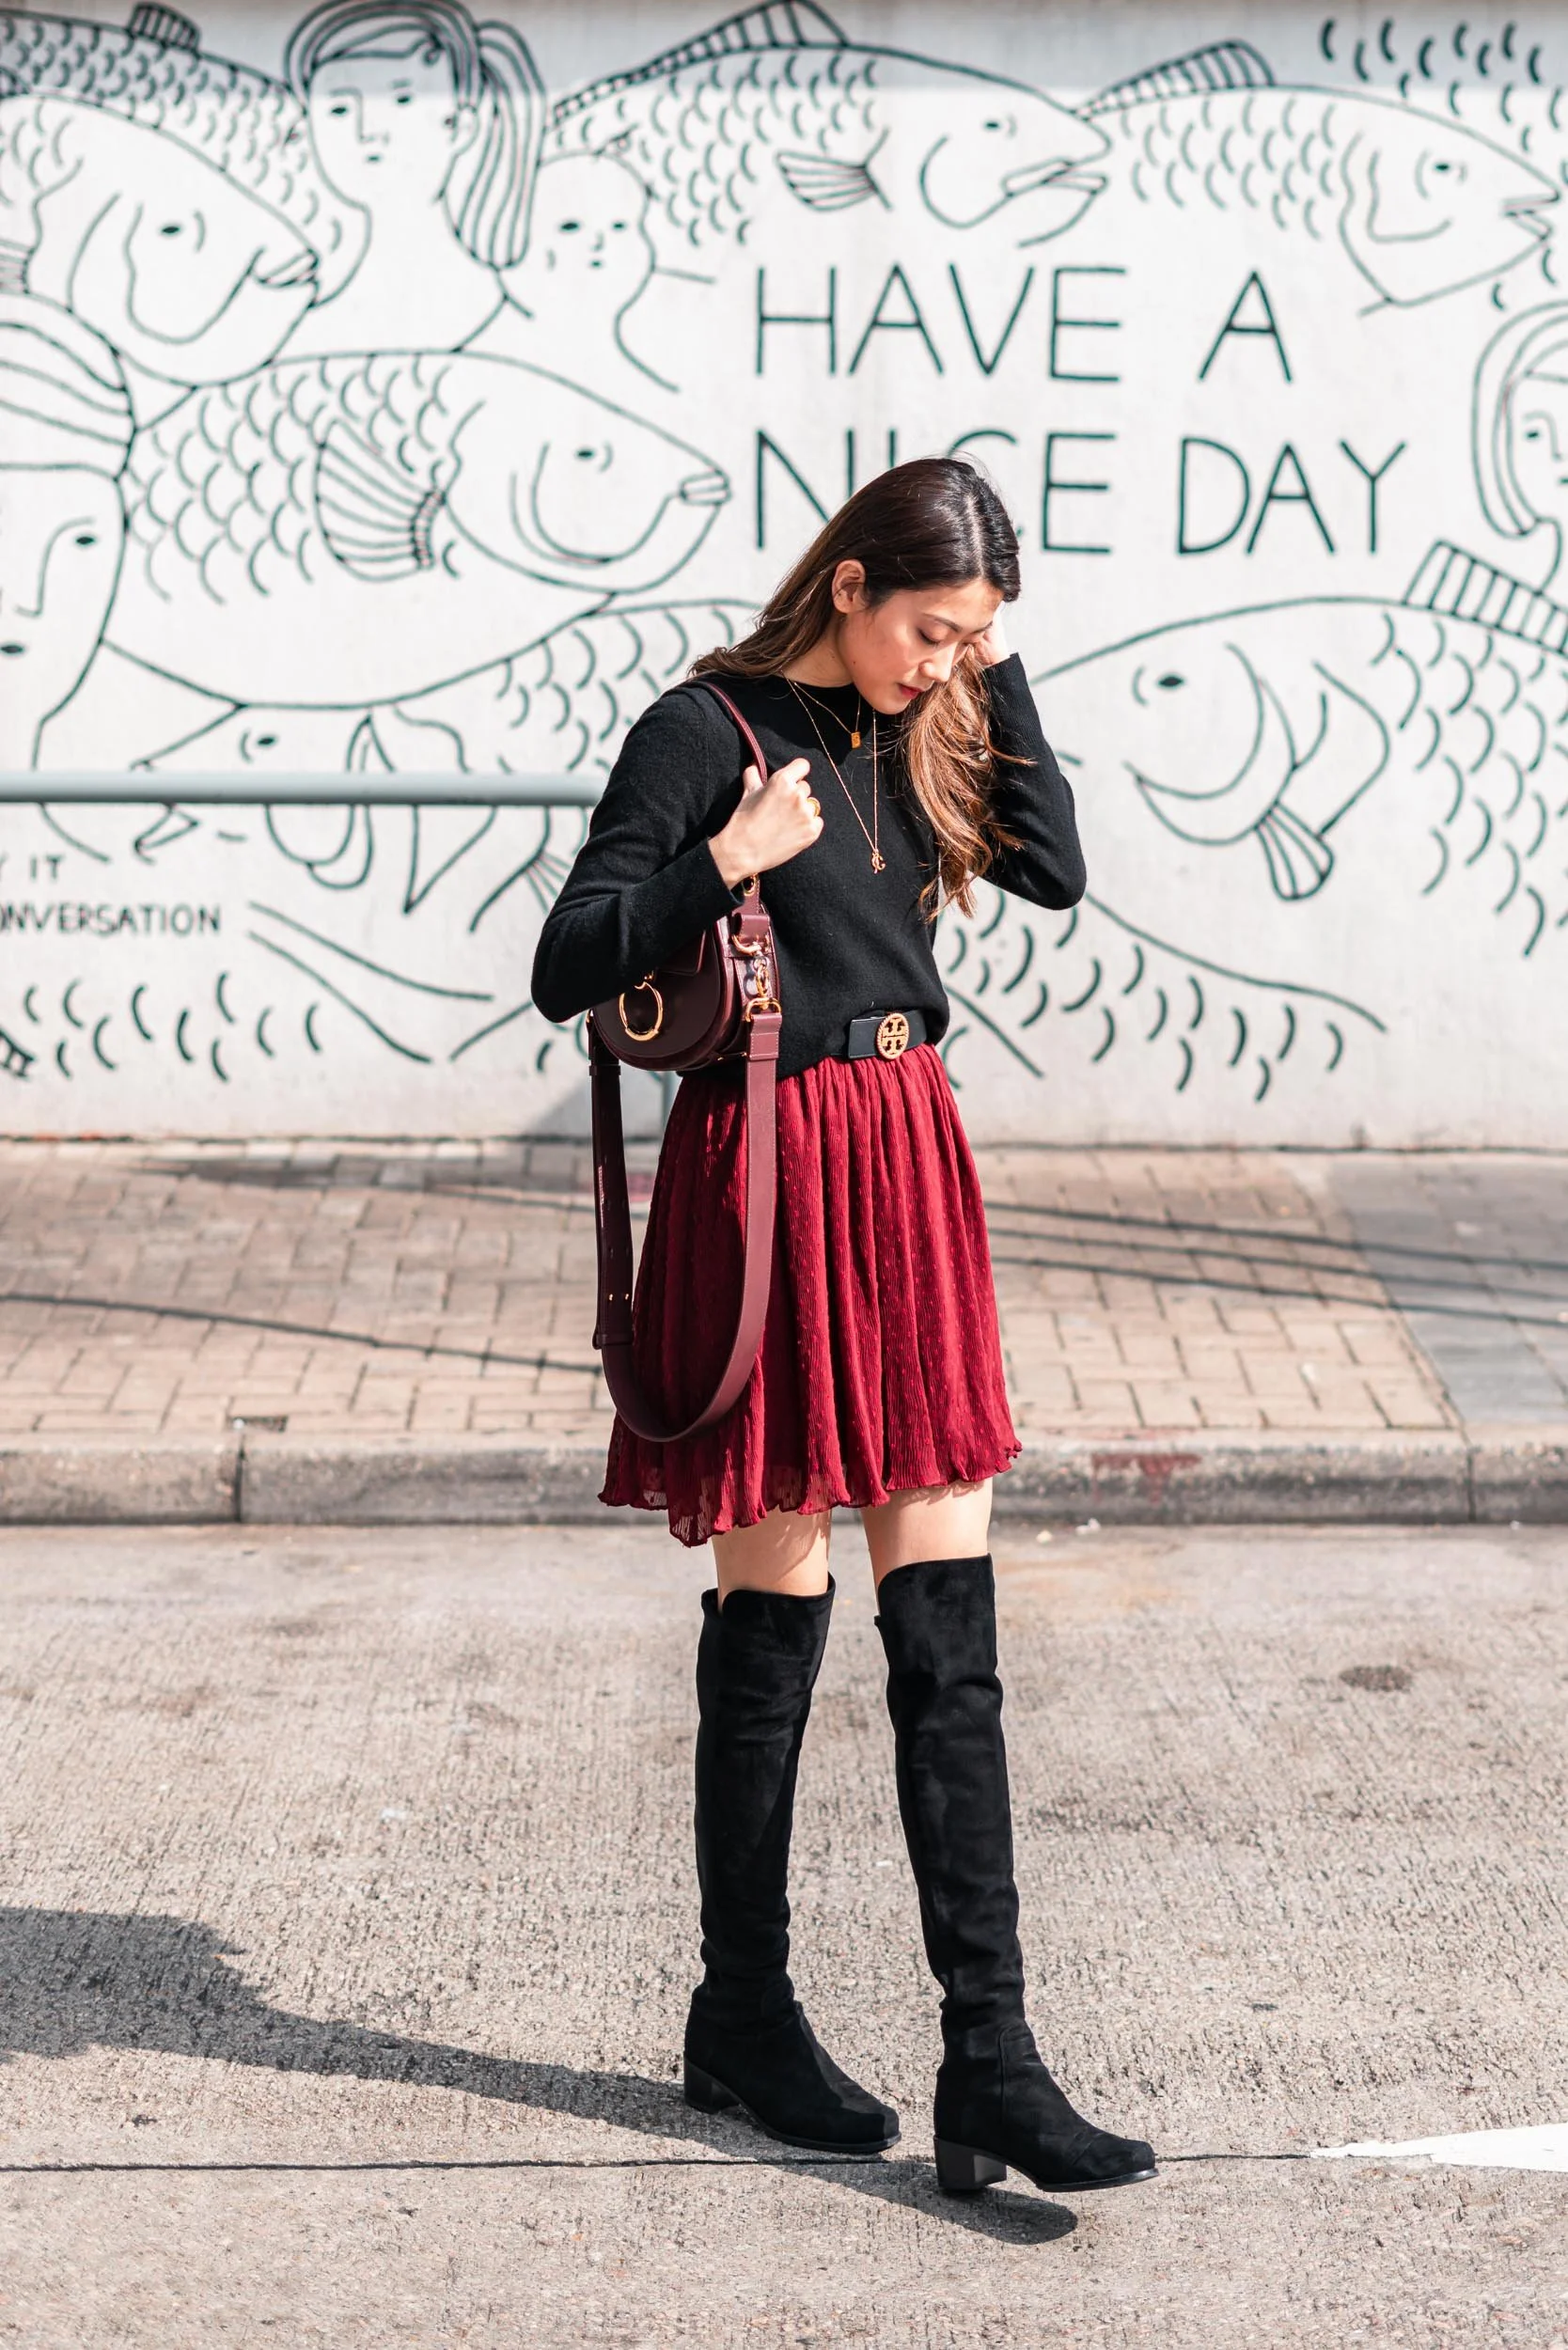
3 0 1568 1141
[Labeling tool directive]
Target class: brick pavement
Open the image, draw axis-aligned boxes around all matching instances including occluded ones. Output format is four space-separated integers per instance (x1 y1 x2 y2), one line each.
0 1137 1456 1447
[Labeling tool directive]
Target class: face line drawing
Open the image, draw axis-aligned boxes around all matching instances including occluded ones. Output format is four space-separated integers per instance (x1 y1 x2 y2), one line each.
7 507 109 621
1517 403 1568 474
306 45 478 206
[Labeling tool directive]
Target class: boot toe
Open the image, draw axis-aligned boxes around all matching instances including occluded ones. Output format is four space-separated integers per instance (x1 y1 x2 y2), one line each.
1048 2125 1158 2189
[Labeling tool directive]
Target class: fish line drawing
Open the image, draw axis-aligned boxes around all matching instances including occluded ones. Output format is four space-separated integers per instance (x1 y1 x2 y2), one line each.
1404 535 1568 647
278 0 543 358
1313 13 1568 307
71 603 749 1016
110 354 731 705
126 594 745 815
0 297 133 772
936 877 1383 1104
373 599 754 775
0 5 353 265
0 1023 36 1079
0 919 551 1083
0 95 321 397
1084 38 1558 309
543 1 1111 264
1030 569 1568 1004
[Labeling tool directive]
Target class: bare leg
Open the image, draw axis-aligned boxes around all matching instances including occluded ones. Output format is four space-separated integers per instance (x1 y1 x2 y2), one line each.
861 1479 993 1585
712 1505 833 1601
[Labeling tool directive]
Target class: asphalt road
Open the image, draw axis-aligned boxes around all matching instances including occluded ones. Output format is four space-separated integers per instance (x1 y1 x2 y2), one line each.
1 1519 1564 2347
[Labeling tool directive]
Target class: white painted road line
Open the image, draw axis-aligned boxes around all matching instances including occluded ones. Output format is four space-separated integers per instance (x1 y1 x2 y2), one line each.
1315 2126 1568 2171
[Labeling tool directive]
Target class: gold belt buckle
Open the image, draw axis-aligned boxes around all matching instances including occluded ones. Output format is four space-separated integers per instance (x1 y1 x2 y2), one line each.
875 1010 911 1060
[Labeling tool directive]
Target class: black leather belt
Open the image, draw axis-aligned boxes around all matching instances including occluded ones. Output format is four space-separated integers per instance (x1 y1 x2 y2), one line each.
844 1009 928 1062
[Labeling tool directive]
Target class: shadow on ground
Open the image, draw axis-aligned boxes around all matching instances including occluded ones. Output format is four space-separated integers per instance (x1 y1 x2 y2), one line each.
0 1907 1073 2243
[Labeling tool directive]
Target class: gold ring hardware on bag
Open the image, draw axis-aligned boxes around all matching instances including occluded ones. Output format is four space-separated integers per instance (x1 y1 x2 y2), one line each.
875 1010 912 1060
619 978 665 1042
744 955 779 1020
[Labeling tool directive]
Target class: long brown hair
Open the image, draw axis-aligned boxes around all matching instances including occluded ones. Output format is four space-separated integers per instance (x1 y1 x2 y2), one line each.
691 458 1022 911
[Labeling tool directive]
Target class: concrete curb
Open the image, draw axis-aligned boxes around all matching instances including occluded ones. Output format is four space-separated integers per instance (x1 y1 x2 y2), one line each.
0 1436 240 1525
4 1425 1568 1526
1000 1432 1475 1525
239 1434 607 1524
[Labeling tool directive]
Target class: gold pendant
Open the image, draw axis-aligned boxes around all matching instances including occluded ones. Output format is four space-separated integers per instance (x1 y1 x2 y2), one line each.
850 730 861 749
870 849 886 872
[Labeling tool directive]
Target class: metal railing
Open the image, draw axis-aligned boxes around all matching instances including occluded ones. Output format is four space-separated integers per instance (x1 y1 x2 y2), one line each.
0 772 602 806
0 765 668 1118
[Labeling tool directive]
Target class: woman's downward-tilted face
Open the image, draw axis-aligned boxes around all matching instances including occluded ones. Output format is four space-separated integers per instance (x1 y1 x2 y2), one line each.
833 568 1004 716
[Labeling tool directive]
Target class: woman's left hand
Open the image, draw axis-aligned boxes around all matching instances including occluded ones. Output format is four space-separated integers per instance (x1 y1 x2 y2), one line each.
974 610 1010 667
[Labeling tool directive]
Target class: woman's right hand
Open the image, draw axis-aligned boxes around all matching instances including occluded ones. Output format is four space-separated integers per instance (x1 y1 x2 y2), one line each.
709 758 823 889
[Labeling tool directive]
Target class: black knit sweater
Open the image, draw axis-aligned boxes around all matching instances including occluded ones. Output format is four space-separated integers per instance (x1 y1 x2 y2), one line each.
530 655 1086 1081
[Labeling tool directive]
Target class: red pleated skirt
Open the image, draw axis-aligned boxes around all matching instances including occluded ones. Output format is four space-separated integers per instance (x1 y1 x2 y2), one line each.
602 1042 1019 1546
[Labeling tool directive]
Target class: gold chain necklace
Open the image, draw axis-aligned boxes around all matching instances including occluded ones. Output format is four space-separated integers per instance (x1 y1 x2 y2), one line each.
787 680 885 873
790 676 865 751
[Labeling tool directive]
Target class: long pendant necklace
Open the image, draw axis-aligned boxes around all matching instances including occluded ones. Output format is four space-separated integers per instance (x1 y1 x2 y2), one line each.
790 676 865 751
787 681 885 872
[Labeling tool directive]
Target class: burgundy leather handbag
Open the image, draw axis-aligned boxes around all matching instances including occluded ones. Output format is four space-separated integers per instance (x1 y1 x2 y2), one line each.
588 683 782 1443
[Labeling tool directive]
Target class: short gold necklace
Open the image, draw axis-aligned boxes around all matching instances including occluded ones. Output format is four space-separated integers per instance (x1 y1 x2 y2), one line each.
788 680 884 872
790 676 865 751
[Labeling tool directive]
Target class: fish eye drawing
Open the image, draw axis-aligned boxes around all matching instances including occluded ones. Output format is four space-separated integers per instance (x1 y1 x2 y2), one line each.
4 0 1568 1141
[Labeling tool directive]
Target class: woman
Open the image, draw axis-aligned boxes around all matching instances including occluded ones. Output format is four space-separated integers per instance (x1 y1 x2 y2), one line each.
532 460 1154 2198
0 295 133 771
1474 301 1568 593
282 0 541 355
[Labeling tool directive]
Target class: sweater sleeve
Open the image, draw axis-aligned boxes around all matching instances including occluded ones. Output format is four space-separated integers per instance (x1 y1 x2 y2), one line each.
980 653 1088 911
529 688 747 1025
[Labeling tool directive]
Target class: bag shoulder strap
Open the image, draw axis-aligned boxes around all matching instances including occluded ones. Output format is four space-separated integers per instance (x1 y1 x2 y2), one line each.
588 680 782 1444
690 678 770 795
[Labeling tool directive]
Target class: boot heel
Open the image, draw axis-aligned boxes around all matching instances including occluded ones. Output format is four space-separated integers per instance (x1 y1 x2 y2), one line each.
683 2059 740 2114
934 2138 1008 2193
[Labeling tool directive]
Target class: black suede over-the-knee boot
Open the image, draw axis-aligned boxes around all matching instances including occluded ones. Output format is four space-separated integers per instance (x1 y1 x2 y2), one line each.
684 1578 898 2154
876 1555 1155 2195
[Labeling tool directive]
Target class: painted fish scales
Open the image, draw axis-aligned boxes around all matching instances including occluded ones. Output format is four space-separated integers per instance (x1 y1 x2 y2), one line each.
546 3 1107 256
1090 58 1555 305
113 352 730 703
0 8 347 249
1036 580 1568 980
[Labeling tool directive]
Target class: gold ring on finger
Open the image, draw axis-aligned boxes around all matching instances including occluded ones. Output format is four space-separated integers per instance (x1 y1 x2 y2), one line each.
808 796 821 817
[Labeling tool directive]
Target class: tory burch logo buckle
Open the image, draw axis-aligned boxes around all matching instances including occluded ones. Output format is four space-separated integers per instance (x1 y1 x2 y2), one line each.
875 1011 911 1060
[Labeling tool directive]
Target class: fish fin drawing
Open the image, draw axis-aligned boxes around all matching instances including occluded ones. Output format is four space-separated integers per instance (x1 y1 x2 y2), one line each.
347 714 394 774
125 4 201 51
133 805 199 861
1403 540 1568 652
775 149 885 212
0 241 28 295
1084 39 1275 116
316 423 444 583
0 1025 36 1082
1255 803 1334 901
552 1 847 124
